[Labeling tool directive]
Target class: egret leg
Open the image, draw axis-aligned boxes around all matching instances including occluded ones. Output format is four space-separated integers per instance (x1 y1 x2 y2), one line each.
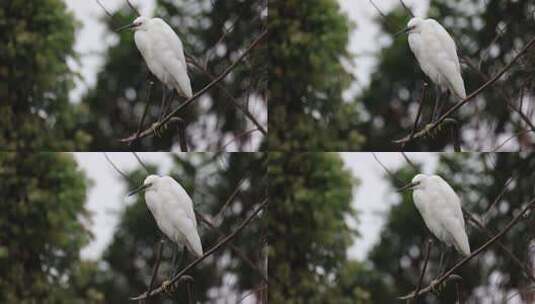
439 246 452 276
436 91 450 119
431 85 442 122
159 85 169 122
163 244 183 296
161 90 177 122
172 246 188 277
170 244 178 276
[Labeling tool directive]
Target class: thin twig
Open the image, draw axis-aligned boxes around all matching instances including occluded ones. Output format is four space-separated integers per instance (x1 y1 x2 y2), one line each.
402 83 427 150
399 0 415 17
221 129 260 151
449 119 462 152
368 0 398 32
130 80 155 148
186 55 267 135
215 178 246 219
132 152 150 173
372 153 403 185
103 153 134 183
120 30 268 143
399 198 535 300
464 211 535 284
168 117 188 152
146 239 165 302
126 0 141 16
491 129 534 152
414 239 432 304
96 0 113 17
401 152 418 171
130 198 270 300
196 212 269 283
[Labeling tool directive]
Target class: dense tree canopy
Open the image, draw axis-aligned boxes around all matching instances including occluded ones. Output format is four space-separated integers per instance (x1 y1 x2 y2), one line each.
0 153 99 302
269 0 365 151
1 0 90 150
267 153 371 303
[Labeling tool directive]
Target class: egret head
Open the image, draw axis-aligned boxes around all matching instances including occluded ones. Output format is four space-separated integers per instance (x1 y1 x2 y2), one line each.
127 174 159 196
397 173 427 192
116 16 150 32
395 17 425 36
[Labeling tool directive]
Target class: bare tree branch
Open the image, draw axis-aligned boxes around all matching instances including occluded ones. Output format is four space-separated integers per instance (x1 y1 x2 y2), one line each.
414 239 432 304
394 37 535 145
126 0 140 16
103 153 134 183
96 0 113 17
402 83 427 151
130 198 270 300
399 0 415 17
186 55 267 136
132 152 150 173
399 198 535 300
145 239 165 303
120 30 268 144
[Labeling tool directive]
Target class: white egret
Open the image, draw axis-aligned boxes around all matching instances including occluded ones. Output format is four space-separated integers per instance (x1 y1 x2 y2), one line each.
401 17 466 120
118 16 193 119
399 174 470 257
129 174 203 264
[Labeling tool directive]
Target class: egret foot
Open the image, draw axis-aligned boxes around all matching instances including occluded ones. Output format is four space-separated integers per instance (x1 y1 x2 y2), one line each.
162 279 176 296
430 279 446 296
151 122 163 138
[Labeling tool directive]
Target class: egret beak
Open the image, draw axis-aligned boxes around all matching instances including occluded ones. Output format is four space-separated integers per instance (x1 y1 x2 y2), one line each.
394 26 414 37
128 183 151 197
116 22 136 32
397 181 420 192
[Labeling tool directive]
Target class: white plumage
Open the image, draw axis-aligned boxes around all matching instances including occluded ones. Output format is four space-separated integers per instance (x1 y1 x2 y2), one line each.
410 174 470 256
142 175 203 257
127 16 192 98
407 17 466 100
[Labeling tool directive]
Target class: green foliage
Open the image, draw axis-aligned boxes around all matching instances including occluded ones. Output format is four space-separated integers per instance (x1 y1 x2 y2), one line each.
94 153 267 302
357 0 535 150
368 153 535 303
0 153 98 302
267 152 368 303
268 0 365 151
80 0 266 151
0 0 90 150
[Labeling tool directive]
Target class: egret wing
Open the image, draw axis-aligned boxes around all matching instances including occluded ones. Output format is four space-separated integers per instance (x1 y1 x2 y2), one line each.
152 18 187 66
427 20 466 98
159 176 202 256
432 176 470 255
164 56 193 98
427 19 461 73
160 176 197 225
149 19 192 97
